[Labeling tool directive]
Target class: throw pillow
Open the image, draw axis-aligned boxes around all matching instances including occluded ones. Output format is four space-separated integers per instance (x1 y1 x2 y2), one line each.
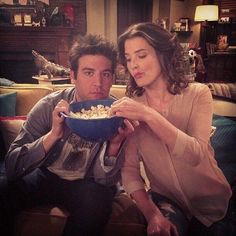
0 78 15 86
0 92 17 116
207 82 236 102
0 116 27 151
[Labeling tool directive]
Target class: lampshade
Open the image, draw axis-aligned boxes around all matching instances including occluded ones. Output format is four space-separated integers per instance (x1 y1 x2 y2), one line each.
194 5 219 22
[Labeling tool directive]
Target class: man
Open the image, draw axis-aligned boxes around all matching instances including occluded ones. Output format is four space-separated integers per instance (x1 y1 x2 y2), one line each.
0 34 136 236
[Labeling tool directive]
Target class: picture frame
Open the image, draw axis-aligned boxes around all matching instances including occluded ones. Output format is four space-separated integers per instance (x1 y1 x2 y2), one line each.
179 18 190 31
217 35 228 51
14 13 22 26
23 14 32 26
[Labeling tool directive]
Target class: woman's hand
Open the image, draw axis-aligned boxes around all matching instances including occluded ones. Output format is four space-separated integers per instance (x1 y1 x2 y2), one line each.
111 97 151 122
107 118 139 156
147 213 179 236
130 190 178 236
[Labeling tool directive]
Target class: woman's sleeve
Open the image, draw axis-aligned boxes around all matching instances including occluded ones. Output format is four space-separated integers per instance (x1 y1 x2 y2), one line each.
171 85 214 165
121 134 146 195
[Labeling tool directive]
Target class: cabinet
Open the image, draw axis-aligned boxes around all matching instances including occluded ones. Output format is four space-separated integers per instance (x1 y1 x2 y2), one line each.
206 51 236 82
202 0 236 46
200 0 236 82
0 26 76 84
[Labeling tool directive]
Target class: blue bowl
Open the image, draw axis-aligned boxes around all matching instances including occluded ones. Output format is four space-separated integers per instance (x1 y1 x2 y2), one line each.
62 98 124 142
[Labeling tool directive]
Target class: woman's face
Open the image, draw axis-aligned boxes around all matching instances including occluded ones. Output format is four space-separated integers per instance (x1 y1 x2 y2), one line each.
124 36 163 88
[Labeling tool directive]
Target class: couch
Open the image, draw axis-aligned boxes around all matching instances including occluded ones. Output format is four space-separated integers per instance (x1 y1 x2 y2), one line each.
0 83 147 236
0 82 236 236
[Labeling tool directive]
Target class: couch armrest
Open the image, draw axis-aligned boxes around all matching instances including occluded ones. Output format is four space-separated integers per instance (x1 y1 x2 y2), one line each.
0 86 53 116
213 97 236 118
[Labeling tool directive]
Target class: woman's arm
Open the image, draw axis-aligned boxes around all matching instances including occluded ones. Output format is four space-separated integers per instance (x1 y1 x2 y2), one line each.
121 137 178 235
131 189 179 236
111 85 214 163
111 97 178 151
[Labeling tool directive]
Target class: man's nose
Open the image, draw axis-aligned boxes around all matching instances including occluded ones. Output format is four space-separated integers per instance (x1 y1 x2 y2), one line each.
94 73 103 86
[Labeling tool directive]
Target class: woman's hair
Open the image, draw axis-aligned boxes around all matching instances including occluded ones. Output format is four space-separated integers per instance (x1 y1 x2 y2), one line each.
118 22 191 97
69 34 117 77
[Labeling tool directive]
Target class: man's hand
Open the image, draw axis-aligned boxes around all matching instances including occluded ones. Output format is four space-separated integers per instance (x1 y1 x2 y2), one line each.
51 99 69 139
43 99 69 153
106 119 139 156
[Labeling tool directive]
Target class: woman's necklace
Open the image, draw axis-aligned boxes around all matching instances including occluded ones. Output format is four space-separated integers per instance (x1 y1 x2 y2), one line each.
145 93 174 117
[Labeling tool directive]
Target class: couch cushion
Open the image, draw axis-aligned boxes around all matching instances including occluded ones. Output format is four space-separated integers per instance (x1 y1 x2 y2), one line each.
0 92 17 116
0 116 27 151
15 206 68 236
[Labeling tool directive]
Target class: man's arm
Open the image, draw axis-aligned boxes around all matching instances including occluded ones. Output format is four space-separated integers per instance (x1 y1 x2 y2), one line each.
5 95 71 181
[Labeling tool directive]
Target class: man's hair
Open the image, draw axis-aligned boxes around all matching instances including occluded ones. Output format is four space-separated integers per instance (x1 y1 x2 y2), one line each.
118 22 191 97
69 34 117 76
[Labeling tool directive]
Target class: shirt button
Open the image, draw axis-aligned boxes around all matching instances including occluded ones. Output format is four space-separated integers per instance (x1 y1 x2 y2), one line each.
61 139 64 142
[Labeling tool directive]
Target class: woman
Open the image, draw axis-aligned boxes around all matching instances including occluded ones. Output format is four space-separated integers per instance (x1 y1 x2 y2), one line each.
111 22 232 236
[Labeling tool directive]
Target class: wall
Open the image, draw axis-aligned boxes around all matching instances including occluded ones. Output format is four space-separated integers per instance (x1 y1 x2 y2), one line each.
86 0 117 43
187 0 203 47
86 0 202 46
152 0 160 22
104 0 117 44
86 0 105 36
169 0 202 46
154 0 203 46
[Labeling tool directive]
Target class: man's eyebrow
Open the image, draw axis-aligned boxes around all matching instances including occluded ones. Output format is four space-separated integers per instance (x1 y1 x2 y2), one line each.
81 67 95 71
81 68 112 74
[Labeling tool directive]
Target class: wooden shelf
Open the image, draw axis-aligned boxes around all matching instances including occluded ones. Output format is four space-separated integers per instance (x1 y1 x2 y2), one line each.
171 30 193 36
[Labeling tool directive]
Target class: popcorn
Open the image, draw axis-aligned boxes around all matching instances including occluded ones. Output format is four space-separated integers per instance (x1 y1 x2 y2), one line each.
70 105 111 119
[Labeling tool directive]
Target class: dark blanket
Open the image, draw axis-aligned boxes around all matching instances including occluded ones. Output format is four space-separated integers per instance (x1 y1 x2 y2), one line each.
211 114 236 185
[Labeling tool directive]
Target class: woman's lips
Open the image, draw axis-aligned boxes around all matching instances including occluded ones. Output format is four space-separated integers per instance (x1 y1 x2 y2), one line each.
133 72 143 79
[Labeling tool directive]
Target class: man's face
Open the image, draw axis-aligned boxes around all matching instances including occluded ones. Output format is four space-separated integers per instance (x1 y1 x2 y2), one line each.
71 55 113 101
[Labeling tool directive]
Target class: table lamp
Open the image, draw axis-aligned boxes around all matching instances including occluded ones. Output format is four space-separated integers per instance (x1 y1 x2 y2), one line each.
194 5 219 23
194 5 219 57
